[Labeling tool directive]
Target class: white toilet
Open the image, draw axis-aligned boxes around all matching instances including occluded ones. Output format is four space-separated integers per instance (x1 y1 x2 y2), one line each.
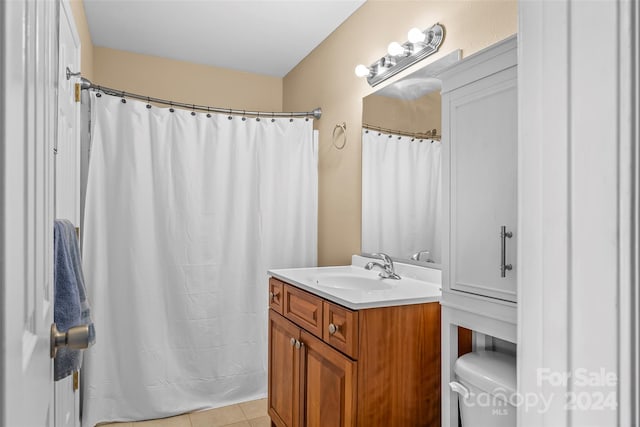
450 350 517 427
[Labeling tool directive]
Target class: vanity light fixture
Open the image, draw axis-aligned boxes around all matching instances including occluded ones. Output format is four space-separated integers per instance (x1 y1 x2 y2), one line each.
355 23 444 87
354 64 372 78
387 41 409 57
408 27 428 44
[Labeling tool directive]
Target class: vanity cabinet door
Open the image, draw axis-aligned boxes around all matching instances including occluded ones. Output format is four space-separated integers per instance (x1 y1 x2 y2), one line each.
269 311 301 427
269 278 284 314
300 331 357 427
442 39 517 302
283 285 324 338
323 302 359 359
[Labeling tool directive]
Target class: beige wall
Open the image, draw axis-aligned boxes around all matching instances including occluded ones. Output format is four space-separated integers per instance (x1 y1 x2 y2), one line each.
283 0 517 266
363 92 442 136
69 1 281 112
69 0 95 80
92 48 283 112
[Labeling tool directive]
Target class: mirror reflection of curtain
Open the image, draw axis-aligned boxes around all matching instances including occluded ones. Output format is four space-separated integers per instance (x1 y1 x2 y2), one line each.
361 129 441 262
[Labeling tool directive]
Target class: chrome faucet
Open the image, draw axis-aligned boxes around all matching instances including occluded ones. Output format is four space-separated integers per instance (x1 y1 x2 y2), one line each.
410 250 433 263
365 253 401 280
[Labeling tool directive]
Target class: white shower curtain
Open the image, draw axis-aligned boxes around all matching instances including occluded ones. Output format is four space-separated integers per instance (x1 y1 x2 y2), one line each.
81 93 317 426
361 129 441 262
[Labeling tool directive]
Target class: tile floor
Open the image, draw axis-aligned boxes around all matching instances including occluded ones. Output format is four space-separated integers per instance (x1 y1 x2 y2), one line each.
98 398 270 427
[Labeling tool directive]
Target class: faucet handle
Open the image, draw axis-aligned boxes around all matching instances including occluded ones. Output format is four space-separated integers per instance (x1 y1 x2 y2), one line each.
410 250 431 261
371 252 393 266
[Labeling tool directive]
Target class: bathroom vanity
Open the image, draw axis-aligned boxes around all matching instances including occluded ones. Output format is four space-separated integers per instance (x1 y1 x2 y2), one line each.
267 260 444 427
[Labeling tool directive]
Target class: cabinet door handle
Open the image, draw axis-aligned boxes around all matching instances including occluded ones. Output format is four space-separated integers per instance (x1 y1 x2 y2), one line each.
290 337 296 347
328 323 339 335
500 225 513 277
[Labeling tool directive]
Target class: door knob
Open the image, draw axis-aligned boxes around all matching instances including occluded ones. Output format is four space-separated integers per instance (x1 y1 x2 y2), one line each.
50 323 90 359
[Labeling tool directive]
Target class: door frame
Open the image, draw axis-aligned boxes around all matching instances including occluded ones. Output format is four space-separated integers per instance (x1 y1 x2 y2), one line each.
54 1 83 426
518 0 639 425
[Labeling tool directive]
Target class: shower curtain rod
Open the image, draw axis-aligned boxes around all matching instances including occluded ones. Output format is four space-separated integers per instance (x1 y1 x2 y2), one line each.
77 77 322 120
363 123 440 140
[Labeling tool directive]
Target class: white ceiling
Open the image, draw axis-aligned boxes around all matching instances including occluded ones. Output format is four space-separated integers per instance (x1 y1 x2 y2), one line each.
83 0 366 77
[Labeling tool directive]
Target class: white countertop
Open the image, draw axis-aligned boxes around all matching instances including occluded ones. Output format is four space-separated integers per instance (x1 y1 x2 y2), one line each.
268 256 442 310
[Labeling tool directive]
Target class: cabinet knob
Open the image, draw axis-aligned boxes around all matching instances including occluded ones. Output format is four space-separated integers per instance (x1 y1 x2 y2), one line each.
269 291 275 301
328 323 339 335
295 340 304 349
290 337 296 347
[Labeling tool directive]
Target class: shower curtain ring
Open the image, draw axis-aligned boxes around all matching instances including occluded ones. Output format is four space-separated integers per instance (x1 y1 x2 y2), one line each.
191 104 196 116
207 106 211 118
242 110 246 121
121 91 126 103
289 112 293 123
228 109 232 120
146 97 151 109
271 112 275 123
169 101 174 113
256 112 260 122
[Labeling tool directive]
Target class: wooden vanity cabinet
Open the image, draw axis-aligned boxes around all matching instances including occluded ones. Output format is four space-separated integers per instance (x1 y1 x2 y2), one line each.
268 310 356 427
268 278 442 427
269 278 284 314
300 330 357 427
269 311 301 427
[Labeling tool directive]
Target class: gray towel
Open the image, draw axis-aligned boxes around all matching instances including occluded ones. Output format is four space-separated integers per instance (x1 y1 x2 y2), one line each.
54 220 95 381
60 220 96 345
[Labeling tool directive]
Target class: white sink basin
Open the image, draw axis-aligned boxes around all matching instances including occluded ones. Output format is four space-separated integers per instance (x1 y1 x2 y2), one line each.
313 272 394 291
269 260 441 309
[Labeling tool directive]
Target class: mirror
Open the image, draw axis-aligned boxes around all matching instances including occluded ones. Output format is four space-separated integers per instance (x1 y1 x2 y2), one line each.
361 50 460 266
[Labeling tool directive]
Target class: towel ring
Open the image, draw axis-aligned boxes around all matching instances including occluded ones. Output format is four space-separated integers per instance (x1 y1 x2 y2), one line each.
332 122 347 150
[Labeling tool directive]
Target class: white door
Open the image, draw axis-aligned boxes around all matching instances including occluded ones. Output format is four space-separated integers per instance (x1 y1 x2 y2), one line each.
0 0 59 426
56 0 81 225
55 2 82 426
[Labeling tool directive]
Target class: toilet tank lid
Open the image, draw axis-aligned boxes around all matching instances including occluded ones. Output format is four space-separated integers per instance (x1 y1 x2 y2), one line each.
454 350 516 395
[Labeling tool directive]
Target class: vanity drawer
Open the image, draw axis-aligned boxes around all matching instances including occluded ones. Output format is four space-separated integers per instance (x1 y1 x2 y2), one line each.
323 302 359 359
269 278 284 315
283 284 323 338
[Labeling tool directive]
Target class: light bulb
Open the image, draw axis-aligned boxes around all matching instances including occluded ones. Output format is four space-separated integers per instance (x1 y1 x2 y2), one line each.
387 41 405 56
354 64 370 78
408 27 426 43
